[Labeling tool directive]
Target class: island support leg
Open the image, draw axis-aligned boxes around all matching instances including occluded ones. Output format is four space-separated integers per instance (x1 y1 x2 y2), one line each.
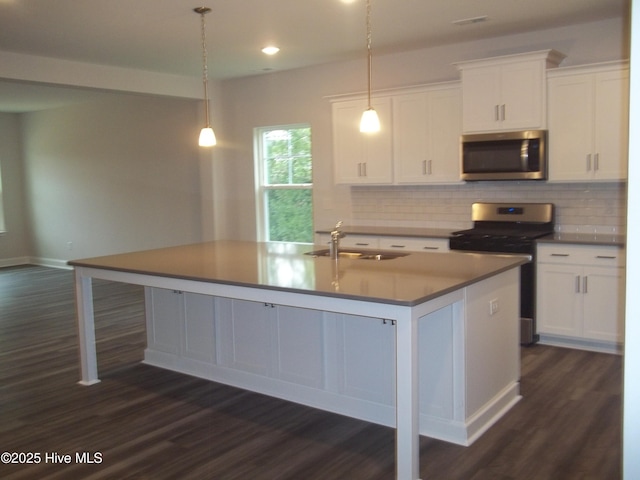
395 312 420 480
74 268 100 385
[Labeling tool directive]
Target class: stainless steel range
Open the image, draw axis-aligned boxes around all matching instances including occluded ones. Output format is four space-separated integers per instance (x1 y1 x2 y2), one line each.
449 202 555 345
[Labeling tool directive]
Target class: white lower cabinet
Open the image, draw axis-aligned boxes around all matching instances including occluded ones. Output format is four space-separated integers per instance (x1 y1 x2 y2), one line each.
315 234 449 253
143 276 517 445
216 298 325 388
145 287 216 362
378 236 449 253
536 244 625 352
336 314 395 405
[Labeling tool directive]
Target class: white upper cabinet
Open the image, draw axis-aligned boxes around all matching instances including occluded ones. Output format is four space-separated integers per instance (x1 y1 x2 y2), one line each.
332 96 393 184
393 84 462 184
456 50 565 133
331 83 461 185
547 63 629 182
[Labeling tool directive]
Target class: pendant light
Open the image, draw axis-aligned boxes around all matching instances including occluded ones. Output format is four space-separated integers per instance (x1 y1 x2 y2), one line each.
194 6 216 147
359 0 380 133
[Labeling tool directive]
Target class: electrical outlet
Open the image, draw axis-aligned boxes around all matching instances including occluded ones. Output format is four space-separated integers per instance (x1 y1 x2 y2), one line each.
489 299 499 316
67 241 73 251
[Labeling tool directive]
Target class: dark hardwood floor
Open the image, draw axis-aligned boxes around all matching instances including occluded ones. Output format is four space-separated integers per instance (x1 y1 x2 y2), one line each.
0 265 622 479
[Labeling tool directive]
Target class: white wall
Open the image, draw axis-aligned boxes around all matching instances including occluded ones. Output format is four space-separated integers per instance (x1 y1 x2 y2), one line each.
624 1 639 477
0 113 31 265
19 94 208 265
216 17 629 240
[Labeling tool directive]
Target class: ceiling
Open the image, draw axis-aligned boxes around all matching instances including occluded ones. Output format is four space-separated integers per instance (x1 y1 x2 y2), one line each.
0 0 629 112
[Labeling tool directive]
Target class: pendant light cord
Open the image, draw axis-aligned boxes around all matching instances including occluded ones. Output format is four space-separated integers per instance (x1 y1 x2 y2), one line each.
365 0 373 109
199 8 211 127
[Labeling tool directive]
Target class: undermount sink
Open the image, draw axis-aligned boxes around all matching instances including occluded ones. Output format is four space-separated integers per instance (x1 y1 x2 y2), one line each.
304 249 409 260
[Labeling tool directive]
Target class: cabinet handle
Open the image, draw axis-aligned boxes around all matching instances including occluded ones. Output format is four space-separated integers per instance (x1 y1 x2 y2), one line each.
495 104 500 121
427 159 433 175
422 160 427 175
550 253 570 257
596 255 616 259
501 104 506 121
594 153 600 171
423 246 439 250
583 276 588 294
389 244 406 249
575 275 581 293
586 154 592 171
357 163 362 176
355 242 370 246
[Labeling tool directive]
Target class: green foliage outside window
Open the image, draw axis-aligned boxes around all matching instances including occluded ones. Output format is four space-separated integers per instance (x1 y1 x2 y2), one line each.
260 126 313 243
267 189 313 243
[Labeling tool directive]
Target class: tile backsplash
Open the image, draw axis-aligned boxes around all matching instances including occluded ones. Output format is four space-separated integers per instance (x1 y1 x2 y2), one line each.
351 182 627 234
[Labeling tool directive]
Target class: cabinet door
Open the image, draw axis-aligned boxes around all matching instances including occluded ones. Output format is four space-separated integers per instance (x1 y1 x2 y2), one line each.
336 314 395 405
548 67 629 182
499 60 544 130
582 266 625 342
426 88 463 183
547 74 594 181
536 264 582 337
393 88 461 184
332 97 393 184
183 292 216 363
218 299 272 375
273 306 324 388
593 70 629 180
145 287 182 354
393 92 430 183
461 66 502 132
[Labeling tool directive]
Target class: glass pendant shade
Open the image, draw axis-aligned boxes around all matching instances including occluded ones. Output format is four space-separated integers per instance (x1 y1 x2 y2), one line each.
199 126 217 147
360 107 380 133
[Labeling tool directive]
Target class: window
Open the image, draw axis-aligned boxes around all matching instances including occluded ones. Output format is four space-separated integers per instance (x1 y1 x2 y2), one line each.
255 125 313 243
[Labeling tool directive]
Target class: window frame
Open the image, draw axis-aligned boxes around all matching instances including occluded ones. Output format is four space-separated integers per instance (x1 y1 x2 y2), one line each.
254 124 313 244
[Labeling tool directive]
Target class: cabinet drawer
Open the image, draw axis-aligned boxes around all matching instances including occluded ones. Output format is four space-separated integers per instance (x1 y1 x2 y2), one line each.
378 236 449 253
537 243 625 267
340 235 379 250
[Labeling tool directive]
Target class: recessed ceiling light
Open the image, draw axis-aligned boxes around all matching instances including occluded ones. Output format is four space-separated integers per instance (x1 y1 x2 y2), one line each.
452 15 489 26
262 46 280 55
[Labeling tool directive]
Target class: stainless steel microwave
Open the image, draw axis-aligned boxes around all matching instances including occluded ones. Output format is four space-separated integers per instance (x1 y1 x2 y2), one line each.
460 130 547 181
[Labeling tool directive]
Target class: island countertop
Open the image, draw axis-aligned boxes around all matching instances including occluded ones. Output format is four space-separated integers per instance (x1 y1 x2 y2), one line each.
68 240 528 306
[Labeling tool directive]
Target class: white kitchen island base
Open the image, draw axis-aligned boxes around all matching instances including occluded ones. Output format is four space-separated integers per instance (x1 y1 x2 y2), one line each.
71 241 525 480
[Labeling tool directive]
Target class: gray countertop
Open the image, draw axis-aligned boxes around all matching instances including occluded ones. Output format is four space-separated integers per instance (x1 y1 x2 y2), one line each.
317 225 626 247
316 226 454 239
537 232 626 247
68 240 528 306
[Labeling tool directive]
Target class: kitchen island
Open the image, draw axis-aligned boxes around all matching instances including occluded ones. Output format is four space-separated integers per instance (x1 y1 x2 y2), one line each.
69 240 528 480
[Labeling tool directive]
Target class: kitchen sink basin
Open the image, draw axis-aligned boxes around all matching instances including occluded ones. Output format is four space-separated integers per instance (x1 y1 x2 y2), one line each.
304 249 408 260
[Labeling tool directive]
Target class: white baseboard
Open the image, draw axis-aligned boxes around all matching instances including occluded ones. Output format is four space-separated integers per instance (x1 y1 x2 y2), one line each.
0 257 72 270
538 334 623 355
30 257 73 270
0 256 31 268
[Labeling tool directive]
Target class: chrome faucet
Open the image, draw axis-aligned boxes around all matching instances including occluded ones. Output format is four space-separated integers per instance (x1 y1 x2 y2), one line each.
329 220 345 260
